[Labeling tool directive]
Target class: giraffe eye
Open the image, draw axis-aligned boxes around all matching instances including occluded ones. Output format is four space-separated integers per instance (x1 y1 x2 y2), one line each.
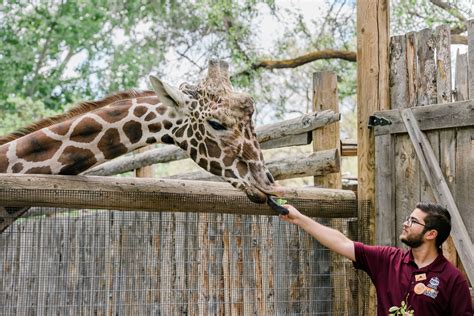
208 120 227 131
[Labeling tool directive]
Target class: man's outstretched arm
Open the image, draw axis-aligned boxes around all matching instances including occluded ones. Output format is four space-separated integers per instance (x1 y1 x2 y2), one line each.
280 204 355 262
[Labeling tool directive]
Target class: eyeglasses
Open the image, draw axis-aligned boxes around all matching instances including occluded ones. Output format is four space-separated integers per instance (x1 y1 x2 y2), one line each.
404 216 427 228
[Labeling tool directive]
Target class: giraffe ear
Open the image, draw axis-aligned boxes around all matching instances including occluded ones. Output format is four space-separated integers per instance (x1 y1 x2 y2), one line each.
149 75 188 108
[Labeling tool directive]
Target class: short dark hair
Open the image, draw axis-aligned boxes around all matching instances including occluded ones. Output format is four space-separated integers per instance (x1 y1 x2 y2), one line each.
416 202 451 247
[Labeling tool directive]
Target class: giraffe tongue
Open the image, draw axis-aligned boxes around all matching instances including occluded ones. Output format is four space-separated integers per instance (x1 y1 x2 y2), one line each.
267 197 289 215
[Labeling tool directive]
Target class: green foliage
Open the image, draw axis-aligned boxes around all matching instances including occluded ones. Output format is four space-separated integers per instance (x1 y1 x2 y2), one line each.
389 300 414 316
0 96 56 135
392 0 472 34
0 0 275 135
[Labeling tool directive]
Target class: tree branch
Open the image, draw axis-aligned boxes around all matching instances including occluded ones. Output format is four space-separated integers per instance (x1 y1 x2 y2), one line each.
429 0 467 22
233 49 356 78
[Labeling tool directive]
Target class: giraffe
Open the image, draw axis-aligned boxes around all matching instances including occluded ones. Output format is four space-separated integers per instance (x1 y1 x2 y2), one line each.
0 60 282 233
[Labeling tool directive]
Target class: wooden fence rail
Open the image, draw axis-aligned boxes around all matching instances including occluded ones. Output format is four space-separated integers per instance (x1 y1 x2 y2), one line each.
0 174 357 218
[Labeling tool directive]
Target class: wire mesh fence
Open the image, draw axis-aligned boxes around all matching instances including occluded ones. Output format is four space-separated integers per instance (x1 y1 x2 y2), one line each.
0 194 369 315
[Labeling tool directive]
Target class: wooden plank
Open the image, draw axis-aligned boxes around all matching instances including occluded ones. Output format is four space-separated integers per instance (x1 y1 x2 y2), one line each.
455 128 474 283
435 25 452 104
406 32 418 107
434 25 458 265
197 213 209 315
372 99 474 136
389 35 408 109
85 110 340 176
400 108 474 284
375 134 396 245
0 174 357 218
134 146 155 178
454 51 469 101
186 213 199 315
468 20 474 99
357 1 390 313
312 71 347 315
174 213 188 314
416 28 437 106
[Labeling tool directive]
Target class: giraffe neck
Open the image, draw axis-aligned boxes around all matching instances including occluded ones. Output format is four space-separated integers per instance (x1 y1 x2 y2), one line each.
0 95 180 175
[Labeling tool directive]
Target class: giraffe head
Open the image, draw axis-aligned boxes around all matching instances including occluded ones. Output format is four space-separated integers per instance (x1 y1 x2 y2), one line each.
149 60 282 203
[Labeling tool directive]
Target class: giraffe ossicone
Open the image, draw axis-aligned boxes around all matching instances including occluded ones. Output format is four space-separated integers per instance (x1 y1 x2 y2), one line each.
0 59 282 232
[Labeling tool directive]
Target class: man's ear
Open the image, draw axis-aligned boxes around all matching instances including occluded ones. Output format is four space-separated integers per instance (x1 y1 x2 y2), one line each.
425 229 438 242
149 75 188 109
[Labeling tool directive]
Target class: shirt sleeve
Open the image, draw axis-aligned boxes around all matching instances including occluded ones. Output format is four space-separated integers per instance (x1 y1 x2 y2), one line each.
352 241 396 282
449 277 473 315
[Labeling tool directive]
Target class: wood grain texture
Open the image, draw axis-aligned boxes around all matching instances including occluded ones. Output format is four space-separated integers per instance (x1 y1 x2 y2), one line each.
357 1 390 313
0 174 357 218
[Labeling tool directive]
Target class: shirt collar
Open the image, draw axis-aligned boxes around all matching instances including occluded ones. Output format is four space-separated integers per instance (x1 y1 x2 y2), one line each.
403 248 448 272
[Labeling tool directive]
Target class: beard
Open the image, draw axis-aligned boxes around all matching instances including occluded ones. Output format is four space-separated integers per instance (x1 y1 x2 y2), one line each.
400 231 425 248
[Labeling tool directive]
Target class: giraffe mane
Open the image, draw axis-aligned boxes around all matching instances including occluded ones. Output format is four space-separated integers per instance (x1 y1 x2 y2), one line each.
0 90 156 145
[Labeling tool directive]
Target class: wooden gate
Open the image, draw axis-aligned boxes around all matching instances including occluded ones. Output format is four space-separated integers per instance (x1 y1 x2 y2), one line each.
371 23 474 288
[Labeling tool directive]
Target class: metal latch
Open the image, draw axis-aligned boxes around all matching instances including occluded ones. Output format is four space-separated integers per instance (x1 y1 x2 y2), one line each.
368 115 391 128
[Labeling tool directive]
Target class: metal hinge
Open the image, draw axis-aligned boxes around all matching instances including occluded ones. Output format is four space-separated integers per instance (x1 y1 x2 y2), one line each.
368 115 391 128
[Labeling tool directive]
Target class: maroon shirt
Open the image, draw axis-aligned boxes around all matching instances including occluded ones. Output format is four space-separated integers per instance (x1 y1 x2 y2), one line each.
353 242 473 315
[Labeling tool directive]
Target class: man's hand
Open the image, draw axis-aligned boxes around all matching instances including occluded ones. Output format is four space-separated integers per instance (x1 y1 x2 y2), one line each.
279 204 303 225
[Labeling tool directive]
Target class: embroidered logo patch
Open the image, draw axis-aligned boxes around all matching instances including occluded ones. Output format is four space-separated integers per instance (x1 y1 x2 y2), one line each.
422 277 440 299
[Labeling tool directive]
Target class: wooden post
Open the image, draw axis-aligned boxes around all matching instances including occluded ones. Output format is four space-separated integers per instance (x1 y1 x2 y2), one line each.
357 0 390 314
312 72 352 315
134 146 155 177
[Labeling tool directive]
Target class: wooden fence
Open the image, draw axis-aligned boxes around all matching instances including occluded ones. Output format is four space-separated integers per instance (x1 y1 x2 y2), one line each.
0 70 364 315
374 22 474 283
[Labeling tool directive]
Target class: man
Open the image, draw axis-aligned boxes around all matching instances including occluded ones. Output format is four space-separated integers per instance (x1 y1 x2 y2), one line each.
280 202 473 315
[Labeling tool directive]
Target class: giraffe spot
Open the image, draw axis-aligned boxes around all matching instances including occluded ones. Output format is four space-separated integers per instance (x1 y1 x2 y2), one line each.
195 132 202 141
206 139 221 158
58 146 97 175
146 137 156 144
148 123 162 133
12 162 24 173
137 96 160 105
187 126 193 138
161 135 174 144
98 129 128 160
198 158 208 170
168 111 177 119
243 142 258 160
133 106 148 117
49 120 71 136
25 166 52 174
236 161 249 177
245 128 252 139
96 105 128 123
0 146 9 172
190 139 198 147
199 143 207 156
179 140 188 151
225 169 236 179
157 105 167 115
145 112 156 121
123 121 143 144
70 117 102 143
209 161 222 175
223 155 234 167
190 147 197 161
16 132 62 162
199 124 205 136
174 125 186 138
176 119 183 125
163 120 172 130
